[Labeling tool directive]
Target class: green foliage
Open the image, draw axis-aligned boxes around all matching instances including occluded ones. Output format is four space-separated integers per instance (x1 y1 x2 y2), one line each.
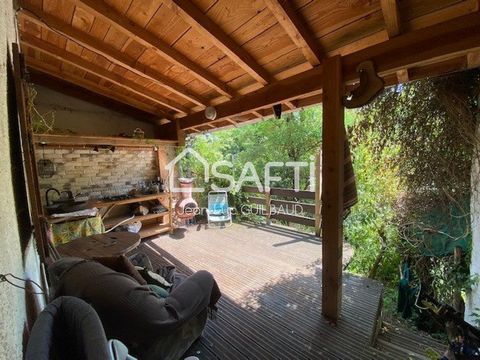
358 70 479 220
181 107 325 210
230 108 323 190
356 70 480 308
345 129 402 283
428 256 479 305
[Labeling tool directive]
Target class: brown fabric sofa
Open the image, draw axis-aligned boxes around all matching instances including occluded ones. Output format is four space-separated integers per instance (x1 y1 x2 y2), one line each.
49 257 220 360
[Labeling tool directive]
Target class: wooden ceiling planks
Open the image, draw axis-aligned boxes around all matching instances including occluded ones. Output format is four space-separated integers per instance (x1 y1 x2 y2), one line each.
19 5 208 107
180 11 480 131
402 0 478 32
17 0 480 133
300 0 382 41
165 0 273 85
71 0 235 97
28 69 157 121
20 32 188 114
24 56 164 116
165 0 275 98
398 0 463 22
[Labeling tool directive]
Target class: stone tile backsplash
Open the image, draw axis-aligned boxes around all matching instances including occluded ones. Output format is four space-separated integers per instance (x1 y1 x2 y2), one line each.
36 147 160 205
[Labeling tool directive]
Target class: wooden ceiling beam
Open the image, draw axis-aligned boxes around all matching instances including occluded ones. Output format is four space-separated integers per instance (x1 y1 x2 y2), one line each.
164 0 272 85
206 0 478 106
28 69 157 122
18 7 209 108
467 51 480 69
25 57 165 119
21 34 188 116
177 12 480 130
342 12 480 82
284 100 296 110
264 0 323 66
71 0 234 98
250 110 264 118
225 118 238 126
180 67 323 129
380 0 402 38
396 69 409 83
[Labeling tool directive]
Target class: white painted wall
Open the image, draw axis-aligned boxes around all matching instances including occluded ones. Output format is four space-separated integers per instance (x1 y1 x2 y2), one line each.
32 85 157 138
466 124 480 325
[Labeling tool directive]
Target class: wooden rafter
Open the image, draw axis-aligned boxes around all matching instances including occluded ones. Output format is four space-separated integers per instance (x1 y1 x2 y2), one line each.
29 69 157 121
467 51 480 69
225 118 238 126
180 67 323 129
380 0 402 38
396 69 409 83
177 12 480 130
264 0 323 66
284 101 296 110
71 0 234 98
164 0 272 85
18 6 209 108
25 56 164 118
250 110 264 118
342 13 480 82
21 34 188 116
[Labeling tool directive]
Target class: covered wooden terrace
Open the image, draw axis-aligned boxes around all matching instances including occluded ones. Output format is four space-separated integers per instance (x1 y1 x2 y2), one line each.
16 0 480 323
133 222 445 359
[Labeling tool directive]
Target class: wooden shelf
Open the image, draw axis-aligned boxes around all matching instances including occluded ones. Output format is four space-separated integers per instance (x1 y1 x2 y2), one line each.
98 191 174 239
94 193 169 208
104 211 169 229
139 223 171 239
33 133 177 148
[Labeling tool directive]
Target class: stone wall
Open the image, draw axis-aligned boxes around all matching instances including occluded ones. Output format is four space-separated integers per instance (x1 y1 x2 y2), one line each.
36 146 175 205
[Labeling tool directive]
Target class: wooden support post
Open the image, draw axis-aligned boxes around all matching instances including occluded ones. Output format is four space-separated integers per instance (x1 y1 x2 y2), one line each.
176 120 186 146
315 150 322 236
12 44 47 261
157 147 164 180
265 187 271 225
321 55 345 323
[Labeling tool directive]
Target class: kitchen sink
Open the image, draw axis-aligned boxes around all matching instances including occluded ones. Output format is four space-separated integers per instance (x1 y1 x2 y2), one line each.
45 200 88 215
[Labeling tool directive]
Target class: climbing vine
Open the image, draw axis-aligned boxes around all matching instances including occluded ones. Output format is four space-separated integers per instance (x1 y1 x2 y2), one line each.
353 69 480 306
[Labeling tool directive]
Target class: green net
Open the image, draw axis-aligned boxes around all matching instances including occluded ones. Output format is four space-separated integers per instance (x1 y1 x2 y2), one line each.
412 198 471 257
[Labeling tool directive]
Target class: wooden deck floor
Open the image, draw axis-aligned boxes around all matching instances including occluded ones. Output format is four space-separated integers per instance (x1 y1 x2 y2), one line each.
136 222 444 359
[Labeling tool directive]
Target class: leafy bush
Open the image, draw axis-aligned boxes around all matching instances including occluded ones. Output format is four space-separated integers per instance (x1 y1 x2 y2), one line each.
355 70 480 309
345 129 402 283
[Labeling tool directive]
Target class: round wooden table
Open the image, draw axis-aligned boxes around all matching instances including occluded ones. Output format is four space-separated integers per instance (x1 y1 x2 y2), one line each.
56 231 141 259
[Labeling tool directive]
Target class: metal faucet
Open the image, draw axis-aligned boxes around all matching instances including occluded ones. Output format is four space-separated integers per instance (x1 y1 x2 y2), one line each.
45 188 60 206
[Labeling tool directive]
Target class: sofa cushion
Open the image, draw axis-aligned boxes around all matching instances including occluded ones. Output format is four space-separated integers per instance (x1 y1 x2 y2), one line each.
50 259 218 351
93 255 147 285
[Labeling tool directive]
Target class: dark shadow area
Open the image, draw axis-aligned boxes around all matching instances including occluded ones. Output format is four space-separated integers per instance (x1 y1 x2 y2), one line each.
235 221 321 247
137 241 391 359
7 52 32 255
168 227 188 240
